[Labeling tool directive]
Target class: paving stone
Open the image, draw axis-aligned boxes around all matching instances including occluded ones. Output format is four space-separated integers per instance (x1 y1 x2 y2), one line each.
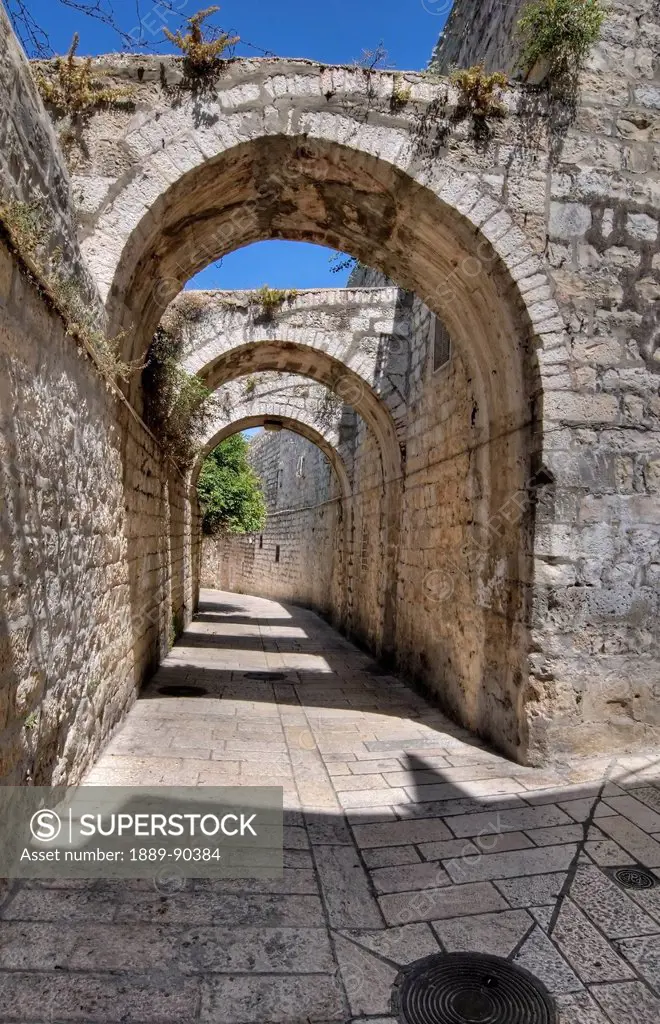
349 759 404 774
559 799 619 822
513 926 582 994
362 845 423 868
405 778 526 802
416 839 480 861
202 869 319 895
400 796 524 820
432 909 534 957
584 840 633 866
338 787 410 808
525 824 604 846
333 933 396 1017
313 845 384 928
352 818 452 848
494 872 568 907
116 892 325 927
569 865 660 938
370 861 450 894
444 805 573 837
338 923 440 965
604 795 660 833
615 934 660 990
443 844 578 883
629 787 660 815
201 974 345 1023
177 926 335 972
0 922 81 968
596 815 660 868
591 981 660 1024
379 882 508 925
346 807 399 824
66 923 182 970
306 818 354 845
333 774 389 792
554 991 614 1024
549 899 635 983
0 971 200 1023
1 888 116 923
468 831 536 853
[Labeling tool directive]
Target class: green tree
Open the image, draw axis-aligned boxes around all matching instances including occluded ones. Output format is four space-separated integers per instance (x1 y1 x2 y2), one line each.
197 433 266 535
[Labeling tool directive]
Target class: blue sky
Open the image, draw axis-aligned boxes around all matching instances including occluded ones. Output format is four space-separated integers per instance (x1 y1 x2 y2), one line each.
14 0 451 289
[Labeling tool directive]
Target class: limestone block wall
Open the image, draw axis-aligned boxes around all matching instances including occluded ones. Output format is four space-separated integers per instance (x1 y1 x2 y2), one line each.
0 240 196 784
201 431 342 617
429 0 529 75
0 6 97 306
0 21 194 785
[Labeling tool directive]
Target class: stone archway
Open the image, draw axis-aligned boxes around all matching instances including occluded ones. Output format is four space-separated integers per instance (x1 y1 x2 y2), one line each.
71 59 565 760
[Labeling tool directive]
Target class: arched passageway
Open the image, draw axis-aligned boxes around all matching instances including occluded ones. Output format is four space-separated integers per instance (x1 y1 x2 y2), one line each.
82 98 556 760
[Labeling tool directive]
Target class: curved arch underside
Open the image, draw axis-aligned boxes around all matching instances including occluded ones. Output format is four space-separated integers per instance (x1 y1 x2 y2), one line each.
99 131 552 434
196 341 400 484
197 414 351 499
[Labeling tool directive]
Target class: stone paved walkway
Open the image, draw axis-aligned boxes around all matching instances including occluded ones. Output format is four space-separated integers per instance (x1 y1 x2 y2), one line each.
1 590 660 1023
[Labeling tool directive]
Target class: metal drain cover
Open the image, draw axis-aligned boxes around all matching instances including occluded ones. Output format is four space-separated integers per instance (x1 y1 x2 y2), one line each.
611 866 657 890
393 952 557 1024
157 684 208 697
244 672 288 681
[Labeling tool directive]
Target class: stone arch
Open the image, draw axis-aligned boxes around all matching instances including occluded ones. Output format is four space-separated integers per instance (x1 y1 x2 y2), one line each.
193 339 402 485
169 287 412 441
196 416 350 499
193 374 354 500
76 62 569 758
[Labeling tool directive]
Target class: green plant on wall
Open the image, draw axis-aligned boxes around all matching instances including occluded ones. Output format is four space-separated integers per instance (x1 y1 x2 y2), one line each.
450 65 508 118
197 434 267 535
250 285 298 318
35 33 133 115
0 192 135 381
164 6 239 77
516 0 606 78
143 327 216 467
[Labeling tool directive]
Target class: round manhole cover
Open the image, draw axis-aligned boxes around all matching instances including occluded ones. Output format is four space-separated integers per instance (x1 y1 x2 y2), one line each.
244 672 288 681
157 684 208 697
393 952 557 1024
613 867 657 890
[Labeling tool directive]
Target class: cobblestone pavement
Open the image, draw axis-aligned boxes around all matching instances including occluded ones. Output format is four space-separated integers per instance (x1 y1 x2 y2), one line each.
1 590 659 1023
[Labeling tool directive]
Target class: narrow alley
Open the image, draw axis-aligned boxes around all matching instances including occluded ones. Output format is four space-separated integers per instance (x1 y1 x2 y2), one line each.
1 592 659 1023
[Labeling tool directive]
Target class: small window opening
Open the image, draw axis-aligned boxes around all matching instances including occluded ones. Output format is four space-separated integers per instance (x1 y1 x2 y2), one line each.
275 545 281 563
432 317 451 372
259 535 263 549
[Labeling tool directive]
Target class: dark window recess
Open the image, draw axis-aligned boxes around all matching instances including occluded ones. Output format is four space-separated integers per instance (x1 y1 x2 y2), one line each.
275 545 280 563
259 535 263 549
433 318 451 372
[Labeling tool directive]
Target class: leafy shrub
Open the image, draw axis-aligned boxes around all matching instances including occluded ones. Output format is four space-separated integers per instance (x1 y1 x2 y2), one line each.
36 33 133 114
517 0 606 77
450 65 508 117
164 6 239 76
197 434 267 535
0 195 47 260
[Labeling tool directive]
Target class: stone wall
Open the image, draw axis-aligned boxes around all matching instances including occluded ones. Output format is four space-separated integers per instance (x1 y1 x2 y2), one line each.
0 238 195 784
0 21 194 785
429 0 528 75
